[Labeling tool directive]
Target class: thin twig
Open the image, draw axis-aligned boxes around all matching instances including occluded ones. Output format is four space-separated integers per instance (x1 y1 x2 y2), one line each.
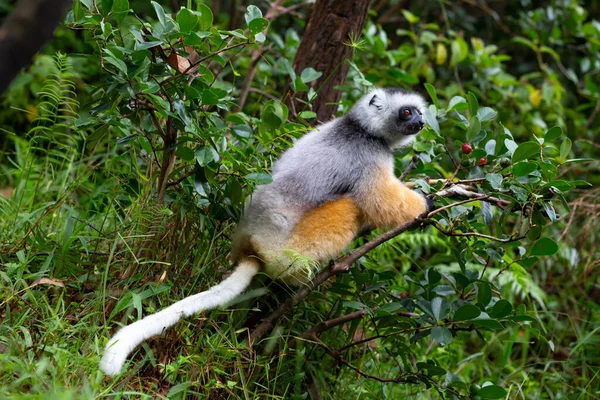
427 195 492 217
288 309 370 348
167 168 195 187
399 156 419 181
289 306 418 349
431 220 526 243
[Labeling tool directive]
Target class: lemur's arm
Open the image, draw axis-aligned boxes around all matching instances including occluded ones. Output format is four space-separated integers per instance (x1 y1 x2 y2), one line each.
354 166 430 229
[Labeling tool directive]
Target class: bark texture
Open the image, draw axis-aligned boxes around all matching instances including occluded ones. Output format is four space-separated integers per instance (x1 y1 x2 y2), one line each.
0 0 71 94
291 0 371 121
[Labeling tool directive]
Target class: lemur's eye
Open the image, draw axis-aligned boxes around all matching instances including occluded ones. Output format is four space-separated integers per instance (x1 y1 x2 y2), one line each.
402 108 411 117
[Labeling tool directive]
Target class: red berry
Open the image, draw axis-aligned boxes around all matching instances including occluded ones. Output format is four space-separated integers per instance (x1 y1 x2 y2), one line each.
461 143 473 155
479 157 487 165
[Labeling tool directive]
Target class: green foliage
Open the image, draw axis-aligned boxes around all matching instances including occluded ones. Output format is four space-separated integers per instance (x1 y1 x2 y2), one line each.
1 0 599 399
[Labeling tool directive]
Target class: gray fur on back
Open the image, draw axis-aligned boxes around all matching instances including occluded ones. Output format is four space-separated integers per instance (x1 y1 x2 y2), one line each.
233 88 427 254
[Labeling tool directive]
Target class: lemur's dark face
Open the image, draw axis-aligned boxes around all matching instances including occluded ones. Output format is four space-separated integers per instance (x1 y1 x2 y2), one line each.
397 106 425 135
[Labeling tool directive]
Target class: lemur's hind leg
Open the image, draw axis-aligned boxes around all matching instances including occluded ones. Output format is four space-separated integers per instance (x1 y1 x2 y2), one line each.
356 167 429 229
278 197 362 285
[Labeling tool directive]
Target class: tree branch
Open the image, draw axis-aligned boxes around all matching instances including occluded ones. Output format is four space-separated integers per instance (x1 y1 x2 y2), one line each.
288 307 418 349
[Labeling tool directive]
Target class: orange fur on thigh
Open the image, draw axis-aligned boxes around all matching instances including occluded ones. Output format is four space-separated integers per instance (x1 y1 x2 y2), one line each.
357 167 427 229
286 197 362 261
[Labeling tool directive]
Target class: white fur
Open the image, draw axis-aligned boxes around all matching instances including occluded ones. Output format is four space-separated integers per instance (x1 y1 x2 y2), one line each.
99 259 260 376
351 88 427 141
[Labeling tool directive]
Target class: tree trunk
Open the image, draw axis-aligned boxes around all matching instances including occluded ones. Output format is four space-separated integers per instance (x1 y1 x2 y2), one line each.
0 0 72 94
290 0 371 122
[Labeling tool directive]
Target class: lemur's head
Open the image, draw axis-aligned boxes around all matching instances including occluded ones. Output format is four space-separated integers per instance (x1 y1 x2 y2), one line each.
350 88 427 148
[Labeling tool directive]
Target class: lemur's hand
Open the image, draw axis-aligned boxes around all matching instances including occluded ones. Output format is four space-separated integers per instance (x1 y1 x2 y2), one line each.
425 195 435 213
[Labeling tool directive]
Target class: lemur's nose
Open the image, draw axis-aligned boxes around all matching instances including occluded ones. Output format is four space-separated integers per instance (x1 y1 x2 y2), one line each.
418 120 425 128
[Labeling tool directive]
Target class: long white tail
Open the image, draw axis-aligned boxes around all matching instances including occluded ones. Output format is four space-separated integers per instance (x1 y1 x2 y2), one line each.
99 259 260 376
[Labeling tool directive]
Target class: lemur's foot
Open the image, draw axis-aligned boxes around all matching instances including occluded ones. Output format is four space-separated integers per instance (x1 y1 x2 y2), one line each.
425 196 435 213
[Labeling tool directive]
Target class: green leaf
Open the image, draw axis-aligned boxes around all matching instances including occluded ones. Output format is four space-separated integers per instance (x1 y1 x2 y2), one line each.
202 89 219 105
231 125 253 138
244 5 262 23
450 38 468 67
512 36 537 51
101 0 113 16
485 139 496 155
177 8 198 33
342 300 369 311
134 41 162 51
432 285 456 296
401 9 419 24
245 173 272 185
424 83 438 108
298 111 316 119
467 92 479 116
485 173 503 190
541 180 575 191
454 304 481 321
478 385 508 399
545 126 562 141
151 1 167 27
477 107 497 122
197 3 214 30
431 297 449 322
542 202 557 222
112 0 129 24
423 108 439 135
416 362 446 377
531 237 559 256
196 146 218 166
473 319 504 331
194 168 210 197
300 67 322 83
489 299 512 318
261 100 287 129
183 31 211 45
512 161 537 177
512 141 540 163
104 49 128 75
486 247 503 262
427 269 442 285
453 273 470 289
504 138 518 155
377 302 404 314
477 282 492 306
116 134 139 144
176 146 194 161
431 326 453 346
560 137 572 160
249 17 269 35
467 116 481 141
448 96 467 111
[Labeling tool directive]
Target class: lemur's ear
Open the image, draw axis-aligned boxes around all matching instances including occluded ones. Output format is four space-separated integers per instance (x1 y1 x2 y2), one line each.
369 94 384 110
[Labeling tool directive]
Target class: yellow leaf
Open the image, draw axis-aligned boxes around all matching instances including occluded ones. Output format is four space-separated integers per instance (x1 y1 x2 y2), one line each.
436 43 447 65
26 104 38 122
32 277 65 288
529 89 542 107
471 37 484 52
